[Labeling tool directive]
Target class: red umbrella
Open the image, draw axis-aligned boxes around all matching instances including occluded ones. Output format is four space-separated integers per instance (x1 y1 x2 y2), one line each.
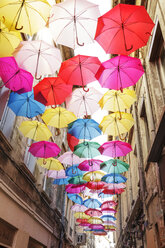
86 181 106 190
95 4 155 55
67 133 79 152
33 77 72 107
103 188 125 195
76 219 89 224
101 201 117 209
85 209 102 217
101 208 117 214
28 141 61 158
58 55 101 92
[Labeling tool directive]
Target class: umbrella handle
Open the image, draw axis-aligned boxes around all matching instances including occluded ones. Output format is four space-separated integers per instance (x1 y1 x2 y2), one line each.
82 85 89 92
55 128 61 136
125 44 133 52
76 37 84 47
35 73 42 80
15 22 23 30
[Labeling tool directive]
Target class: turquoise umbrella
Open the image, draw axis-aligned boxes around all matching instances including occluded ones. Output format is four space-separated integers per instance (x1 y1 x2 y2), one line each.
100 159 129 173
74 141 101 158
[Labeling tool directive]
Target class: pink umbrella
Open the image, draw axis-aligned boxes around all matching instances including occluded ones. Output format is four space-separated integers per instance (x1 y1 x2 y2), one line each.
101 201 118 209
103 183 126 190
46 170 66 179
99 140 132 158
103 221 116 226
85 209 102 217
79 223 91 227
0 57 33 93
58 151 84 165
86 181 106 190
29 141 61 158
102 188 125 195
95 55 144 91
78 159 103 172
89 224 104 229
71 204 88 212
101 208 117 214
65 184 86 194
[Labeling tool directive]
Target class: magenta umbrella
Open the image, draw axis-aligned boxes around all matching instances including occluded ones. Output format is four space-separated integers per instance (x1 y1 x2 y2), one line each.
78 159 103 172
0 57 33 93
99 140 132 158
79 223 91 227
46 170 66 179
101 201 117 209
29 141 61 158
65 184 86 194
85 209 102 217
71 204 88 212
95 55 144 91
89 224 104 230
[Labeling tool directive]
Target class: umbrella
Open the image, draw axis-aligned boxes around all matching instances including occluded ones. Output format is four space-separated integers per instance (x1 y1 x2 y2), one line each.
74 141 101 158
101 215 116 221
103 221 116 226
85 209 102 217
99 89 137 112
89 224 104 229
33 77 73 107
0 57 33 93
86 181 106 190
37 158 64 171
65 184 86 194
19 120 52 141
53 177 69 185
101 173 127 184
95 55 144 91
99 140 132 158
101 201 118 209
88 217 103 225
93 231 107 236
46 169 66 179
104 225 116 231
66 87 103 117
101 159 129 174
102 188 125 195
48 0 100 49
58 55 101 91
98 192 113 199
0 0 51 35
74 212 90 219
99 112 134 136
68 119 102 140
94 4 155 55
68 176 87 185
79 223 91 227
8 91 45 118
67 193 83 205
76 219 89 224
29 141 61 158
78 159 102 172
66 166 84 177
0 19 21 57
58 151 84 165
67 133 79 152
101 208 117 214
13 40 62 79
71 204 87 212
83 171 105 182
83 198 101 209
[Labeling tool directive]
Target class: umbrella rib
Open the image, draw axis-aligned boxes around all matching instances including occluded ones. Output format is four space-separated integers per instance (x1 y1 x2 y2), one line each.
52 4 73 17
54 20 74 44
26 3 50 22
124 26 147 44
24 4 33 35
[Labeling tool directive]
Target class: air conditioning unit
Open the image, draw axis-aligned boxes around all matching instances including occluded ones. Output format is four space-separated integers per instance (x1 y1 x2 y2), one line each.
76 233 86 245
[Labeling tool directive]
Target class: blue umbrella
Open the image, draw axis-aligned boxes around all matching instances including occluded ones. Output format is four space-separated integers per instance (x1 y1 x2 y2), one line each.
66 165 85 177
98 192 113 199
101 173 127 184
83 198 101 208
52 177 70 185
101 215 116 221
67 193 83 204
68 119 102 140
8 90 45 118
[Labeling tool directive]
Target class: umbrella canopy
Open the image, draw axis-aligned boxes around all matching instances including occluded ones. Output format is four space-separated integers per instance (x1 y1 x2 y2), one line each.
65 184 86 194
46 169 66 179
101 208 117 214
101 173 127 184
19 120 52 141
104 225 116 231
93 231 107 236
101 215 116 221
86 181 106 190
68 176 87 185
98 192 113 199
29 141 61 158
99 140 132 158
0 0 51 35
33 77 72 107
67 133 79 152
58 151 84 165
103 221 116 226
83 198 101 209
49 0 100 49
66 166 84 177
0 56 33 93
8 91 45 118
76 219 89 224
66 87 103 117
99 89 137 112
79 223 91 227
101 201 118 209
83 171 105 182
89 224 104 229
13 40 62 79
78 159 102 172
37 158 64 171
85 209 102 217
74 141 101 158
99 112 134 136
101 159 129 174
96 55 144 91
71 204 87 212
68 119 101 140
88 217 103 225
58 55 101 91
53 177 69 185
74 212 90 219
102 188 125 195
94 4 155 55
67 193 83 205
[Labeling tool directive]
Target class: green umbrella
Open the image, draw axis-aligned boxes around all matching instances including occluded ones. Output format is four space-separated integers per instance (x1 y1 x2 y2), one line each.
74 141 101 158
100 159 129 174
68 176 87 185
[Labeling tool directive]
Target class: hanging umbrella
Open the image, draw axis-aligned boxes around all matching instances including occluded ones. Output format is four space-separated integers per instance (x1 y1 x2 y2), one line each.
46 169 66 179
0 19 21 57
58 55 101 91
19 120 52 141
71 204 88 212
37 158 64 171
102 221 116 226
102 188 125 195
101 201 118 209
78 159 102 172
89 224 104 230
58 151 84 166
28 141 61 158
99 140 132 158
93 230 107 236
86 181 106 190
65 184 86 194
0 57 33 93
99 89 137 111
66 87 103 117
0 0 51 35
83 198 101 209
33 77 73 107
94 4 155 55
98 192 113 199
104 225 116 231
85 209 102 217
67 193 83 205
13 40 62 79
68 119 102 140
103 183 126 190
52 177 69 185
66 166 84 177
99 112 134 136
48 0 100 49
101 173 127 184
8 91 45 118
88 217 103 225
76 219 89 224
74 212 90 219
67 133 79 152
82 171 105 182
74 141 101 158
68 176 87 185
96 55 144 91
101 215 116 221
101 159 129 174
101 208 117 214
79 223 91 227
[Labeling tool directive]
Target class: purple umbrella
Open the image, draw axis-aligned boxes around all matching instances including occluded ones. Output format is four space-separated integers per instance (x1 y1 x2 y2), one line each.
78 159 103 172
29 141 61 158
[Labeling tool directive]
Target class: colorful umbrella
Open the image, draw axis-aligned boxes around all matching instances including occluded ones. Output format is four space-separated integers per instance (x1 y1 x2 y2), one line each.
46 170 66 179
19 120 52 141
79 223 91 227
13 40 62 79
93 230 107 236
71 204 87 212
0 0 51 35
66 87 103 117
102 188 125 195
104 225 116 231
8 91 45 118
33 77 73 107
103 221 116 226
67 193 83 205
49 0 100 49
74 212 90 219
76 219 89 224
53 177 69 185
37 158 64 171
67 133 79 152
94 4 155 55
101 173 127 184
89 224 104 229
86 181 106 190
101 201 118 209
66 166 84 177
74 141 101 158
85 209 102 217
65 184 86 194
98 192 113 199
83 198 101 209
101 215 116 221
0 57 33 93
58 151 84 166
103 183 126 190
101 208 117 214
88 217 103 225
78 159 102 172
29 141 61 158
68 119 102 140
95 55 144 91
99 140 132 158
58 55 101 91
68 176 87 185
101 159 129 174
83 171 105 182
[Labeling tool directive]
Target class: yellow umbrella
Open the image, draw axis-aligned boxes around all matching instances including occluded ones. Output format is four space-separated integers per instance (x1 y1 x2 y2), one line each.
82 171 106 182
19 120 52 141
37 158 64 170
0 0 51 35
99 89 137 112
74 212 90 219
88 217 103 224
0 18 21 57
99 112 134 136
